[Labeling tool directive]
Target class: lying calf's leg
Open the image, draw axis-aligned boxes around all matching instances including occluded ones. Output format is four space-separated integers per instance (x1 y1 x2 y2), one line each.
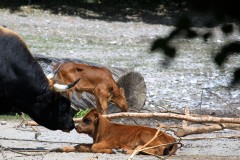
49 144 92 153
112 147 136 154
91 142 114 154
74 144 92 152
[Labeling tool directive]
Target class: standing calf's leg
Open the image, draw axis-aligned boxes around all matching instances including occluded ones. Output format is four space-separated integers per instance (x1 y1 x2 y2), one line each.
94 88 108 114
95 96 104 114
99 96 108 115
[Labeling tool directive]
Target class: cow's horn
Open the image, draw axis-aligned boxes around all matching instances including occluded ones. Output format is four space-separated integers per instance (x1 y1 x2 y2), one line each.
47 63 63 79
53 78 80 92
71 104 79 111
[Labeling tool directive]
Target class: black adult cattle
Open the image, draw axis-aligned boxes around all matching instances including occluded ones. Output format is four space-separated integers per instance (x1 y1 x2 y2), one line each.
0 26 79 131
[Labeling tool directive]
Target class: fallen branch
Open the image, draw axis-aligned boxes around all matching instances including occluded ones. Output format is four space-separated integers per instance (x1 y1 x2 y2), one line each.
27 111 240 126
88 112 240 124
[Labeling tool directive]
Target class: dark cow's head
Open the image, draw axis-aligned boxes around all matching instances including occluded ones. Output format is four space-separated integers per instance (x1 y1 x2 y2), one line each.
29 65 80 131
0 26 79 132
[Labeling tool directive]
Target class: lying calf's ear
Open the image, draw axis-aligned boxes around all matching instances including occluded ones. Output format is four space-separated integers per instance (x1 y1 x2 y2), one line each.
93 111 99 123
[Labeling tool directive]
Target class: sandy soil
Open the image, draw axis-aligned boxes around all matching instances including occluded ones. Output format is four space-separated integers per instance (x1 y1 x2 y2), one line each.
0 121 240 160
0 5 240 160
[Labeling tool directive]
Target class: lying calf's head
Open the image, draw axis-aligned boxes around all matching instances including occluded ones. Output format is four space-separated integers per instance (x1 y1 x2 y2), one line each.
75 108 99 136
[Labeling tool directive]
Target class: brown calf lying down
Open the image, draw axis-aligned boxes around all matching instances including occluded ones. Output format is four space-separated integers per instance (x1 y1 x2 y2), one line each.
53 62 128 114
50 108 178 155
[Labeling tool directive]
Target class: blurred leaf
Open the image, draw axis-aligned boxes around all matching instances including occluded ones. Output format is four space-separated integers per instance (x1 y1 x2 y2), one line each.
150 38 167 52
232 68 240 85
203 32 212 42
167 28 180 40
221 23 233 35
164 45 176 58
151 38 176 58
186 29 198 39
214 42 240 66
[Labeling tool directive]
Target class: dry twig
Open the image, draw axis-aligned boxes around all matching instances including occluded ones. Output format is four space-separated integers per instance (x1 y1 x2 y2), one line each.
128 125 163 160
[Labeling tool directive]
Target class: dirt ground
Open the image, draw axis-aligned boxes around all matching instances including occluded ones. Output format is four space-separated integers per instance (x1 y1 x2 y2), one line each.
0 120 240 160
0 5 240 160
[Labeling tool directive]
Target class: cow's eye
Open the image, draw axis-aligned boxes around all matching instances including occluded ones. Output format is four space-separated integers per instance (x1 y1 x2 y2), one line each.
83 118 91 125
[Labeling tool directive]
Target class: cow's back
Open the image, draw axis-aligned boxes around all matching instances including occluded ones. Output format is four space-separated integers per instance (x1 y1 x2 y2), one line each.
0 27 47 111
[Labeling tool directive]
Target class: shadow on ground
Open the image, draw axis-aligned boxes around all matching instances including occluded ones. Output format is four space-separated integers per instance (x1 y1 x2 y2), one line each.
1 0 238 27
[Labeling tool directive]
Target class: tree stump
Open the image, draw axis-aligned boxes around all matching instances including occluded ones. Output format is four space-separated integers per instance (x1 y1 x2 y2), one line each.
34 54 147 113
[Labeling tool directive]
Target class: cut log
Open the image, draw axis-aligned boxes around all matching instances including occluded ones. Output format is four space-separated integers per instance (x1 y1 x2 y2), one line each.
176 123 240 137
34 54 147 113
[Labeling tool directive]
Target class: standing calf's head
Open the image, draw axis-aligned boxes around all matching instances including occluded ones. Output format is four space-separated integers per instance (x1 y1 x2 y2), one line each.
112 87 128 112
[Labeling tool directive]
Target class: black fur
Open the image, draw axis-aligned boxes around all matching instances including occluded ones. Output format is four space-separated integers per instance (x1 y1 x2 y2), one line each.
0 27 75 131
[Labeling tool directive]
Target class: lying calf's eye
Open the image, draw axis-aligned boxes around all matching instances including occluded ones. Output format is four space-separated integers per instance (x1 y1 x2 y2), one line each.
83 118 91 125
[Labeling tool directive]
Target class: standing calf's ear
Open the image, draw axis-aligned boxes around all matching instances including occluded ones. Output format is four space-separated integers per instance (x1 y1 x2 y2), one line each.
119 87 125 96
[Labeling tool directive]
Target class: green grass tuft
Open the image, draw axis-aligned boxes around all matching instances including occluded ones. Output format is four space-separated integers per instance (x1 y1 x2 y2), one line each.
74 108 90 118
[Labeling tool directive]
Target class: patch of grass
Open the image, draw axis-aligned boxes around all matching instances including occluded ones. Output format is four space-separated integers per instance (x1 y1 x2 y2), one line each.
0 109 90 121
74 108 90 118
0 113 21 121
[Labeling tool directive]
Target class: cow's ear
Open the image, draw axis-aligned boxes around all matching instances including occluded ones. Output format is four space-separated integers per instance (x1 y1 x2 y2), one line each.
36 91 51 101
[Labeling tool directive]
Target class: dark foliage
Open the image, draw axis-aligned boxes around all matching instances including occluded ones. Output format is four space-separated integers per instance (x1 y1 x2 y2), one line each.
232 68 240 85
150 0 240 85
221 24 234 35
214 42 240 66
1 0 240 84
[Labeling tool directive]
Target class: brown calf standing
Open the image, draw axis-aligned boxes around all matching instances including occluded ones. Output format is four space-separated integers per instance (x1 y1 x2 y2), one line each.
53 62 128 114
51 108 178 156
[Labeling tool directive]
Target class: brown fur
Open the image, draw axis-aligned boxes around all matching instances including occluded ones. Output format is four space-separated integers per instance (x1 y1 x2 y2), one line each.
53 62 128 114
54 108 178 155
